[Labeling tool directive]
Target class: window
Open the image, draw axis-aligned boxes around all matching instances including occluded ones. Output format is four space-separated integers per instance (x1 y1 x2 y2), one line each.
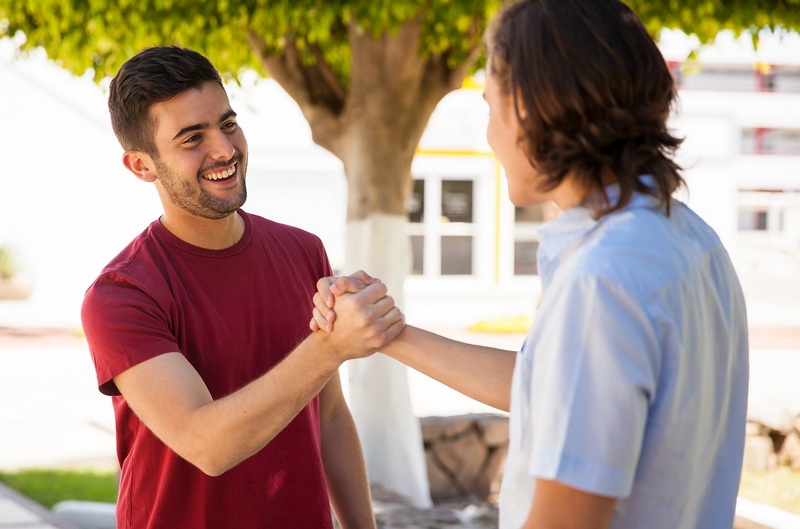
442 236 473 275
407 176 476 277
741 128 800 155
678 66 759 92
672 63 800 93
514 241 539 275
738 208 769 231
441 180 473 223
513 204 553 276
409 179 425 224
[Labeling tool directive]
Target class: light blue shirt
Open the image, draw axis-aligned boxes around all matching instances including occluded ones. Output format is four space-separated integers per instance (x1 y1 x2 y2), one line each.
500 187 749 529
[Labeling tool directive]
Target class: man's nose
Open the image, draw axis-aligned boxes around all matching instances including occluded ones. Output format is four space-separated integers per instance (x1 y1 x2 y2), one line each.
209 130 235 161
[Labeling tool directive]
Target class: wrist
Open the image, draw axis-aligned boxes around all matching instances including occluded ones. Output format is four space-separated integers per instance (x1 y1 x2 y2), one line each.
379 324 411 358
305 330 348 372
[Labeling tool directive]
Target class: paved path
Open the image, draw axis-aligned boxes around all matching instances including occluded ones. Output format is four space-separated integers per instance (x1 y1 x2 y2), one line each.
0 480 76 529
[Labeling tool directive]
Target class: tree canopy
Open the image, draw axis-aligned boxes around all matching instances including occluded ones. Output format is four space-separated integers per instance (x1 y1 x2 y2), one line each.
0 1 496 83
2 0 800 87
627 0 800 46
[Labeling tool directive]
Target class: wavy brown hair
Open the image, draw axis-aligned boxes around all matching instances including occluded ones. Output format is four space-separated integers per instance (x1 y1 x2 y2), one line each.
108 46 224 156
487 0 685 217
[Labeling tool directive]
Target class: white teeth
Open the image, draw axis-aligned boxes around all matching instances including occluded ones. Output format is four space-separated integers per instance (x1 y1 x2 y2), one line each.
205 165 235 180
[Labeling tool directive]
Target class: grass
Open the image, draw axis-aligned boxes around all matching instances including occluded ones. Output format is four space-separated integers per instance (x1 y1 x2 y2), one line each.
0 469 118 509
739 468 800 515
1 466 799 515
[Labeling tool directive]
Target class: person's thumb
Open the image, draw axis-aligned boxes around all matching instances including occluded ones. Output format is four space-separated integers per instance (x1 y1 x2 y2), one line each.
331 276 369 296
350 270 381 285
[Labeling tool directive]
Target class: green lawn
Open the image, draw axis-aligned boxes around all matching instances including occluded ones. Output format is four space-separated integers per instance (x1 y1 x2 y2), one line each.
0 469 118 509
739 468 800 515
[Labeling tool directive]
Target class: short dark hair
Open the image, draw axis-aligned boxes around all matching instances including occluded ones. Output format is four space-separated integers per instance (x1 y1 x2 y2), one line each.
487 0 685 216
108 46 225 154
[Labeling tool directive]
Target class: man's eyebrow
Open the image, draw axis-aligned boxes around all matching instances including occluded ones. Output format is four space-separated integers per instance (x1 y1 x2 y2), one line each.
172 122 207 141
172 110 238 141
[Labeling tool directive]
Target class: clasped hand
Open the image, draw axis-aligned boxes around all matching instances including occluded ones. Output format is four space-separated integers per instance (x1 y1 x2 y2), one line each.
310 270 404 360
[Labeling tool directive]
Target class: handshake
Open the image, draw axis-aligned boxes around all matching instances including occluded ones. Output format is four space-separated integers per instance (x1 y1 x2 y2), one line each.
312 270 514 414
308 270 405 362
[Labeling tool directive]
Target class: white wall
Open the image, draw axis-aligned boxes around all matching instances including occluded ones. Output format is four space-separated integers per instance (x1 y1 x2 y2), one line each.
0 44 160 326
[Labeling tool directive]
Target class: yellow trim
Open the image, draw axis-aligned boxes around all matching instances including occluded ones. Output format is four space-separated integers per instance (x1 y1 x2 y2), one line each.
414 149 503 284
461 75 486 91
415 149 493 157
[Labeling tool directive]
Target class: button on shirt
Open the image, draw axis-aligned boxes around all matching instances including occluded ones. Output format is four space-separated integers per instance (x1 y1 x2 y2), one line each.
499 187 749 529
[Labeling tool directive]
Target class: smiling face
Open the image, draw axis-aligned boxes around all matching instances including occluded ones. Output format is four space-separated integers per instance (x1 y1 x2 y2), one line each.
147 81 248 220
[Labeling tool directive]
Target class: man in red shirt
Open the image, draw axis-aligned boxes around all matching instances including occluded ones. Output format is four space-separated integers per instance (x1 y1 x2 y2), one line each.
81 46 401 529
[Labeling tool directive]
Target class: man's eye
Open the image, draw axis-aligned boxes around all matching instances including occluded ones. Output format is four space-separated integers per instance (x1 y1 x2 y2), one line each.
184 134 201 144
223 121 238 131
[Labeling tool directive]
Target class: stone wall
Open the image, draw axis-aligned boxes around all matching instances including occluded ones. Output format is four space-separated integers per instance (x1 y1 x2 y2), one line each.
421 412 800 496
743 416 800 473
420 414 509 501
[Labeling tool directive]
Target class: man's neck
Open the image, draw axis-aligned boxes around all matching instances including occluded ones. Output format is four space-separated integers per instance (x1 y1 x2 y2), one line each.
159 210 245 250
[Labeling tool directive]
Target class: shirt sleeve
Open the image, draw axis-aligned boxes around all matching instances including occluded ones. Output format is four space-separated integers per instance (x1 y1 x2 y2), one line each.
526 273 660 498
81 275 181 396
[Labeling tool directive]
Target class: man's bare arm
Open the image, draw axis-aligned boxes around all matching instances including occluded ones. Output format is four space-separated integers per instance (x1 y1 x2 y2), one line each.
319 370 376 529
522 479 616 529
382 325 515 412
115 282 402 476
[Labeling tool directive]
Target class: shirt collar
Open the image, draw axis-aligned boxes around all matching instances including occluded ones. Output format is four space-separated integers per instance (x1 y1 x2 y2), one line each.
538 176 662 263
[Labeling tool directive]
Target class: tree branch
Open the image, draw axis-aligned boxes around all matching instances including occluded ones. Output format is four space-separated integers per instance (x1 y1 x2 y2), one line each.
423 17 484 99
308 43 347 107
246 29 345 157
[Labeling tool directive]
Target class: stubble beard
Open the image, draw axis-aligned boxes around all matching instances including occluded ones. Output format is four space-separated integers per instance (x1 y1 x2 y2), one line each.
154 153 248 220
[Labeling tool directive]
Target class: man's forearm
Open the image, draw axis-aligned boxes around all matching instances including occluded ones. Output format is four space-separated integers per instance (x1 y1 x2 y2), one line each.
116 331 344 476
321 405 376 529
382 325 516 412
115 282 402 477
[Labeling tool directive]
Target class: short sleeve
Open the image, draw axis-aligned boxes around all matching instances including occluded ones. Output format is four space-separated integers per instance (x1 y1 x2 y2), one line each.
81 276 180 396
527 274 660 497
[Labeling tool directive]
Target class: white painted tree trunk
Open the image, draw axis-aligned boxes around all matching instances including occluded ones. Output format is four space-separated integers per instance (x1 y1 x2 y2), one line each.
344 213 432 508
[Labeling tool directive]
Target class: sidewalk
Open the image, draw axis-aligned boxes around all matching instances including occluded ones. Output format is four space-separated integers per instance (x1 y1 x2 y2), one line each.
0 480 76 529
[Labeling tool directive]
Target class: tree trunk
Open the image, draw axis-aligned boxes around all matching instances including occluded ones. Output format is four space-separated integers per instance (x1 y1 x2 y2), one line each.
337 108 434 504
250 16 479 507
344 213 433 508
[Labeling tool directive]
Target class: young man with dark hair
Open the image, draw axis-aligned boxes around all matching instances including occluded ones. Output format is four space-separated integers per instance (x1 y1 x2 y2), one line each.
312 1 749 528
82 46 400 529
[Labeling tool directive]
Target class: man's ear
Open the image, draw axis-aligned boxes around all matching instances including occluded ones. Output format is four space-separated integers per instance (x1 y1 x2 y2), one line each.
122 150 158 183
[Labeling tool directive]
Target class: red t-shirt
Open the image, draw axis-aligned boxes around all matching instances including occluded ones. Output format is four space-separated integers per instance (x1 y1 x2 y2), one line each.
81 211 334 529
